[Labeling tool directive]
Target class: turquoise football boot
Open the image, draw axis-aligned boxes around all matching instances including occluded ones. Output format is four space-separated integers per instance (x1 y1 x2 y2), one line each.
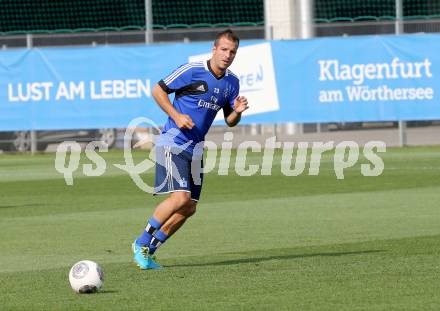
132 240 161 270
145 256 161 270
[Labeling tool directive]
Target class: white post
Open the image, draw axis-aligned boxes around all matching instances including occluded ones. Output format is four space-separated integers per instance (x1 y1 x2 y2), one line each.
145 0 153 44
299 0 315 134
395 0 403 35
264 0 314 136
264 0 272 40
297 0 315 39
27 33 37 154
251 123 258 136
395 0 407 146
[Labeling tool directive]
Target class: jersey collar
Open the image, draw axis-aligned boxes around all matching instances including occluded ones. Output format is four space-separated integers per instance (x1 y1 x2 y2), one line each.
207 60 227 80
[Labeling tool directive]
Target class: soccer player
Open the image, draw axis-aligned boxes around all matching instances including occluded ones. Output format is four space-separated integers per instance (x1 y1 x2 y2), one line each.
132 29 249 269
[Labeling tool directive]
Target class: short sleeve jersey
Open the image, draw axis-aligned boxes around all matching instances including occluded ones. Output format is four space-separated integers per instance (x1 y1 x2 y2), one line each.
156 60 240 154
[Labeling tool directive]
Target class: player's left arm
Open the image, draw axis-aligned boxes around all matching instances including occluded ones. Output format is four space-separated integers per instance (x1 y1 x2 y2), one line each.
224 95 249 127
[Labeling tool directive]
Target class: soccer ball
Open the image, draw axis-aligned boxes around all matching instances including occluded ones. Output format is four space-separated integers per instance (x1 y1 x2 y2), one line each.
69 260 104 294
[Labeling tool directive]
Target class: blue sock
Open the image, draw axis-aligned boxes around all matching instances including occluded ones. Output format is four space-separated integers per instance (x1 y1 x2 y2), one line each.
136 217 162 246
148 230 169 255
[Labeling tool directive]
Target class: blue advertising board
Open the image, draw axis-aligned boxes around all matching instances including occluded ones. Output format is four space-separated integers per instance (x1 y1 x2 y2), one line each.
0 34 439 130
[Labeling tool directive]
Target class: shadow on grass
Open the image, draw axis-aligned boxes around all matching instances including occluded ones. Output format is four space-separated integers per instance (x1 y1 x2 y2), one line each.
98 290 119 294
166 249 385 268
0 203 45 209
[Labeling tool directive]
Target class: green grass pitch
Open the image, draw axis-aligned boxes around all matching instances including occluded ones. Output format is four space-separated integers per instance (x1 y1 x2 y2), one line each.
1 146 439 310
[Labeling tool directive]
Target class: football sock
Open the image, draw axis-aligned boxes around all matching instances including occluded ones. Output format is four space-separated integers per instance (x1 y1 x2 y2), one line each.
148 230 169 255
136 217 162 246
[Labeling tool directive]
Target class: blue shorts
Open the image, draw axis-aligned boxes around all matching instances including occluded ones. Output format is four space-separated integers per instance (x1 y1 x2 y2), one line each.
154 146 204 201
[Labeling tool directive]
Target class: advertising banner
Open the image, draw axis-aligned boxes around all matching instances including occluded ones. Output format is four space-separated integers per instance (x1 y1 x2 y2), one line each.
0 34 439 130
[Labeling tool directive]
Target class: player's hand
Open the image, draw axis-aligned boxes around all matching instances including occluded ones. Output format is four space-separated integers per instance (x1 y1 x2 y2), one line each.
233 96 249 114
174 113 195 129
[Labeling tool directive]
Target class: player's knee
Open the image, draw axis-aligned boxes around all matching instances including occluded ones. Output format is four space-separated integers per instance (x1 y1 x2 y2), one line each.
183 201 197 217
170 191 191 209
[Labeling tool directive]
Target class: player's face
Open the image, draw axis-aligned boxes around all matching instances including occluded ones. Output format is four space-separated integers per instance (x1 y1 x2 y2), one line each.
211 37 238 73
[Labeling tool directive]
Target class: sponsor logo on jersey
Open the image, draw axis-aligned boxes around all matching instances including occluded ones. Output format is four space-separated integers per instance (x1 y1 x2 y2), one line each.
198 99 221 111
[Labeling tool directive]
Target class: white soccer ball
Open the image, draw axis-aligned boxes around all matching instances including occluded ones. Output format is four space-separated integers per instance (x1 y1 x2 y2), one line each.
69 260 104 294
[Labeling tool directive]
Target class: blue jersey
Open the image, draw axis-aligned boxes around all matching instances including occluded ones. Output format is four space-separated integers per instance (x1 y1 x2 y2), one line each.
156 60 240 155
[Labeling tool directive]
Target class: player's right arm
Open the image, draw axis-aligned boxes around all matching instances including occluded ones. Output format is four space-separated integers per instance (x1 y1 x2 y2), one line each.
152 83 194 129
